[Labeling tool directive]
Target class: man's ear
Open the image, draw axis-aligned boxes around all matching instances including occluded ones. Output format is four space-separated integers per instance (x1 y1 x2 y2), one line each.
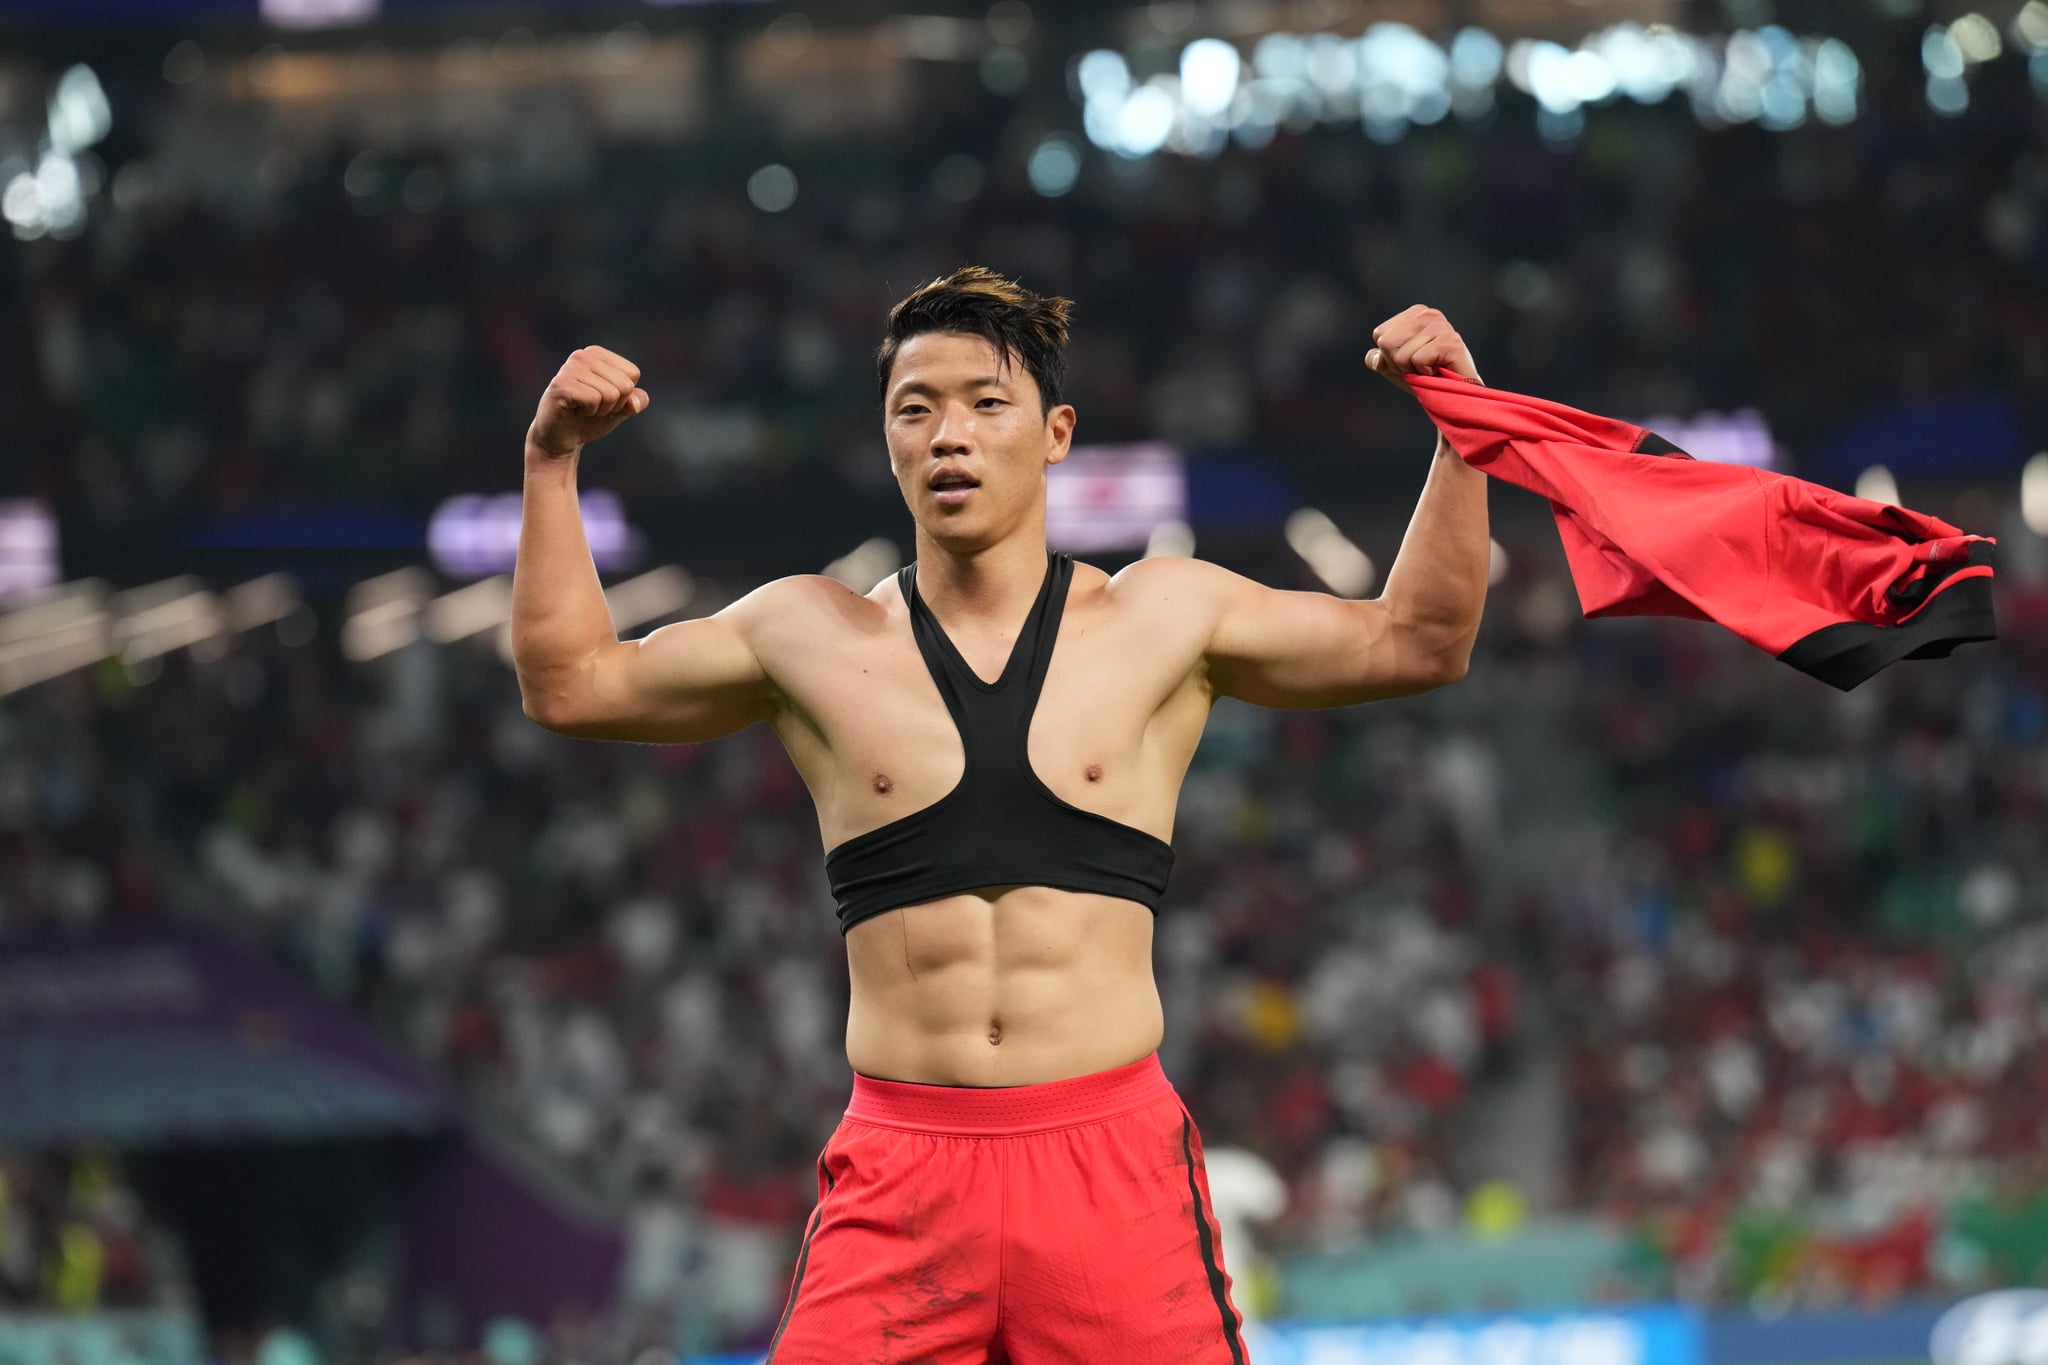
1045 404 1077 467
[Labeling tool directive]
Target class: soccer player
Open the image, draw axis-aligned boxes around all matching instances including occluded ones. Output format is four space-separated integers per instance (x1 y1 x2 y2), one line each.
512 268 1489 1362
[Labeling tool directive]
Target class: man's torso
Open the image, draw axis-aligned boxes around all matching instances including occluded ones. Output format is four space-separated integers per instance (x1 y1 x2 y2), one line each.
745 557 1218 1085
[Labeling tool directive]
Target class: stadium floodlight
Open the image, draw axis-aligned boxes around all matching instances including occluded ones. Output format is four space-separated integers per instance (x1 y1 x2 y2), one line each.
1285 509 1375 598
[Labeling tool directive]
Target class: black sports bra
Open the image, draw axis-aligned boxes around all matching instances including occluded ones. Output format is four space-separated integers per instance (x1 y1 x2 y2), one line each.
823 552 1175 934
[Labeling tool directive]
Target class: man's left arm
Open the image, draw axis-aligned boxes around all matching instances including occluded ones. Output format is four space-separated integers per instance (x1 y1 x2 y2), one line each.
1201 306 1491 708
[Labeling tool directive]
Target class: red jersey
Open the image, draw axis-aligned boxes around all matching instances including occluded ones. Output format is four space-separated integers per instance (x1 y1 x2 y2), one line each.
1407 372 1998 689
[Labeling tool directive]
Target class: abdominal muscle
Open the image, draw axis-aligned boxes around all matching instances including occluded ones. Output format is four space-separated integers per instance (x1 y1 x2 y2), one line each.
841 885 1164 1087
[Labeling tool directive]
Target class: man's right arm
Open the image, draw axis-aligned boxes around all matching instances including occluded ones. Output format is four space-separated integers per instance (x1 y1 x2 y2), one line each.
512 347 773 744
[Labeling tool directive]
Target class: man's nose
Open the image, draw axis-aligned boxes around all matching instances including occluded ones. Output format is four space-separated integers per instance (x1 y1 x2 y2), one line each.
928 402 973 456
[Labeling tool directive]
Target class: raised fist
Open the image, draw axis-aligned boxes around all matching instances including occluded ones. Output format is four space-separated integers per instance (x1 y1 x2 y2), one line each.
527 347 650 459
1365 306 1481 392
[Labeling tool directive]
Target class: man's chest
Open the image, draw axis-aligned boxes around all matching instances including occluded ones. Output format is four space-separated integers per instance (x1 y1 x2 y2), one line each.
760 598 1211 836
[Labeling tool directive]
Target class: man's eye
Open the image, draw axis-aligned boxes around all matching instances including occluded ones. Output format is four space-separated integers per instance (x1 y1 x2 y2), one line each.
977 398 1004 408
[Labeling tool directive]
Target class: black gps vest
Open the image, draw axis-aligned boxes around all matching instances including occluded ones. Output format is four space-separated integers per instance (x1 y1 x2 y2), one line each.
824 553 1175 934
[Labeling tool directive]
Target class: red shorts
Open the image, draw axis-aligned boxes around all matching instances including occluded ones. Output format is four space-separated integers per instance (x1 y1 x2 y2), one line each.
765 1053 1248 1364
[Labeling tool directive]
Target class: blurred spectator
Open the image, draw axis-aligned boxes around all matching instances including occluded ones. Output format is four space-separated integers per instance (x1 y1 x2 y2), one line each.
4 18 2045 581
5 571 2044 1344
0 1150 179 1313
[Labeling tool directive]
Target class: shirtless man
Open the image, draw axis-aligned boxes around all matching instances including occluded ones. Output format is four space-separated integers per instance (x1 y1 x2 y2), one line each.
512 268 1489 1363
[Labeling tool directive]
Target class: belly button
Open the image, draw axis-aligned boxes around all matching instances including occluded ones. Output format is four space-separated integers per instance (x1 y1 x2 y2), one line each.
988 1024 1003 1046
873 774 893 794
1085 764 1102 783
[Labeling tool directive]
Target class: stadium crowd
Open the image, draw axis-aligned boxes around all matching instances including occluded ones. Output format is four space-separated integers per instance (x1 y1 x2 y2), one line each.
4 9 2048 1358
4 565 2047 1346
4 18 2046 576
1548 584 2048 1305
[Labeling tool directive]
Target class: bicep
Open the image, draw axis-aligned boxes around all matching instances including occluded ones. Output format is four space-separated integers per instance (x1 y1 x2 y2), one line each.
1206 576 1443 709
554 608 772 744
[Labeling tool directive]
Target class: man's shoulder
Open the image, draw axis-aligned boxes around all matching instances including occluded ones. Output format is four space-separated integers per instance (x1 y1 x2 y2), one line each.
1104 554 1242 612
1090 556 1247 658
724 573 897 639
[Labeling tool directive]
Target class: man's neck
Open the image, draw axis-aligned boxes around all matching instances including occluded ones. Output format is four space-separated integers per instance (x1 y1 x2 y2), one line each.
911 529 1050 627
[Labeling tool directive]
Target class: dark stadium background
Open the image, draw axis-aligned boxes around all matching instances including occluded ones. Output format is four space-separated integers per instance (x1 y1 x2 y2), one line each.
2 0 2046 1362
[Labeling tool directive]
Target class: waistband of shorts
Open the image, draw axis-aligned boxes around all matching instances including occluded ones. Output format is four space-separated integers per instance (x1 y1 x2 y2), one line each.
844 1053 1175 1136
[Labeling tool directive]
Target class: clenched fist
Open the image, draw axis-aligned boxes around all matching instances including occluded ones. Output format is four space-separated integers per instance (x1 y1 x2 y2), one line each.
1365 306 1481 392
526 346 651 460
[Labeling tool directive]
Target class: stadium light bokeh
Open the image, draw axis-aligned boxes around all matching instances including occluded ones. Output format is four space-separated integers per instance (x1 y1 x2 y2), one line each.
1856 465 1903 509
1637 411 1780 472
1069 13 2048 161
3 65 111 242
428 491 642 579
1285 509 1375 599
823 538 902 594
260 0 378 27
2022 454 2048 537
1045 443 1186 555
0 502 60 600
0 574 304 695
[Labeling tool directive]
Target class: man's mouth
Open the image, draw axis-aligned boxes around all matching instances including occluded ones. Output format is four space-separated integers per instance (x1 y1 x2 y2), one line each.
928 471 980 505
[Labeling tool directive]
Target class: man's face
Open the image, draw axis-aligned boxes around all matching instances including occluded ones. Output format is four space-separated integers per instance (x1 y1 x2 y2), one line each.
883 332 1074 551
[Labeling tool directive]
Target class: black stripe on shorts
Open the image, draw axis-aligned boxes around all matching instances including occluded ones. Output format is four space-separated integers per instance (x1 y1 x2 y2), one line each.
1180 1112 1248 1365
764 1147 837 1362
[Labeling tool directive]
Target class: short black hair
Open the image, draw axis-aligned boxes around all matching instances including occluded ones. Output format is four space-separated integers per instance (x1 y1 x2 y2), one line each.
875 266 1072 413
